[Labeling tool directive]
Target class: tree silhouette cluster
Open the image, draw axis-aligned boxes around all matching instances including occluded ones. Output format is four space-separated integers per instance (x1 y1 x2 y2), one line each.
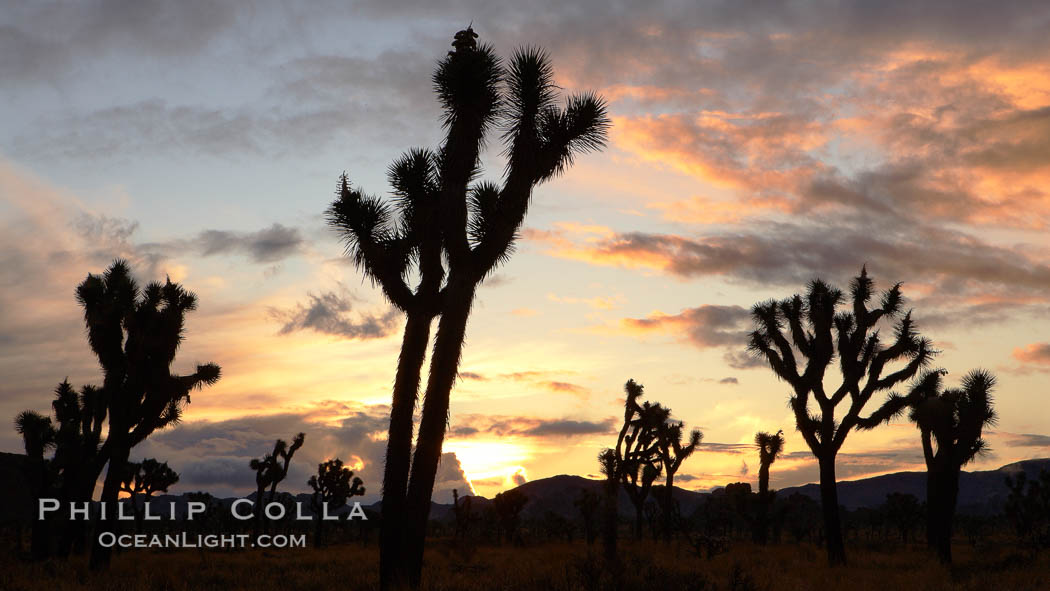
13 260 221 568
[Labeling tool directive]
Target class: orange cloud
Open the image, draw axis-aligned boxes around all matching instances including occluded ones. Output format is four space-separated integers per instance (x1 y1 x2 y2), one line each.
1013 342 1050 365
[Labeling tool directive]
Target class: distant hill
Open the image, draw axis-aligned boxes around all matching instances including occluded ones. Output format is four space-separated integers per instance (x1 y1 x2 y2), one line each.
2 453 1047 520
778 458 1050 513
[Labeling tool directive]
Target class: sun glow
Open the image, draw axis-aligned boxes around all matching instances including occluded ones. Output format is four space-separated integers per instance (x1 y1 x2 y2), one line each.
443 440 533 497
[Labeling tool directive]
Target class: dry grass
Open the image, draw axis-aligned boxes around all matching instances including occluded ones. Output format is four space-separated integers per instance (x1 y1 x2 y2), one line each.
2 539 1048 591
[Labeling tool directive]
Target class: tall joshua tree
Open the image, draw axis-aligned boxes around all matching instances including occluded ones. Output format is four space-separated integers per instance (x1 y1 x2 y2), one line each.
655 418 701 541
748 268 939 565
308 458 365 548
909 370 996 564
15 410 56 560
118 459 179 532
329 27 608 589
753 430 784 544
74 260 221 569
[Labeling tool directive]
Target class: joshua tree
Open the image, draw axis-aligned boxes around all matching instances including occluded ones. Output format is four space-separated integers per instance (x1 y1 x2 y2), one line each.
748 268 939 565
250 433 305 530
598 448 620 561
883 492 922 544
600 379 665 551
328 27 608 589
909 370 997 564
118 459 179 532
574 488 600 545
753 430 784 544
492 488 528 545
1004 469 1050 549
15 409 56 560
655 419 701 541
51 380 106 556
451 488 473 540
75 260 221 569
308 458 365 547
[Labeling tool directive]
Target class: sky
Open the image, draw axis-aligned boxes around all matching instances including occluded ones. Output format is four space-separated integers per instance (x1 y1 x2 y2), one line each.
2 0 1050 502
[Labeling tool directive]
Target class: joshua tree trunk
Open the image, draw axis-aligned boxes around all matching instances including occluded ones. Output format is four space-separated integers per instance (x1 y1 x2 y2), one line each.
633 501 645 540
662 474 675 541
602 478 618 562
403 285 475 587
380 311 433 589
818 453 846 566
90 444 129 570
756 462 770 544
926 462 959 564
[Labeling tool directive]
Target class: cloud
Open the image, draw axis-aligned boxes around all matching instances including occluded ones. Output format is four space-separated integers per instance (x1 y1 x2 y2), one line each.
1013 342 1050 365
271 290 400 340
457 369 589 396
718 377 739 385
194 224 304 263
449 415 615 439
999 432 1050 448
622 305 750 348
134 406 471 502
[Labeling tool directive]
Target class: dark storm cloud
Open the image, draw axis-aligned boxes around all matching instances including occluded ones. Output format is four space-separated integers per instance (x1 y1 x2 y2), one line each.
270 291 400 340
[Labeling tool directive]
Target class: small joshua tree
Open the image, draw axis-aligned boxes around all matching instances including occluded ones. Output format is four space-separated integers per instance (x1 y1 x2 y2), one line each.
753 430 784 544
655 419 701 541
574 488 600 545
748 267 938 565
492 488 528 545
308 458 365 547
909 370 997 564
15 409 56 560
1004 469 1050 550
452 488 473 540
883 492 922 544
250 433 305 530
118 459 179 532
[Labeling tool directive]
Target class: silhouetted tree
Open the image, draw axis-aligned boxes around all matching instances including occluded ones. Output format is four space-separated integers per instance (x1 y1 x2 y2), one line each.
15 409 55 560
68 260 221 569
574 488 600 545
308 458 365 547
603 380 665 543
51 380 106 556
493 489 528 545
748 267 938 565
452 488 473 540
753 430 784 544
1004 469 1050 549
118 458 179 533
328 26 608 589
882 492 922 544
909 370 997 564
655 419 701 540
250 433 305 531
598 448 619 562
